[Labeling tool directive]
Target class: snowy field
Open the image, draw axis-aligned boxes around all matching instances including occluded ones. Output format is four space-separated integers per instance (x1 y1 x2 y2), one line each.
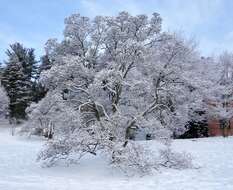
0 123 233 190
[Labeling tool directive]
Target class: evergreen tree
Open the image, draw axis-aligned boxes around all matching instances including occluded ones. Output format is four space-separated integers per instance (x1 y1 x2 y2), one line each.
40 54 52 72
31 82 47 103
29 54 52 103
26 48 38 81
1 43 38 120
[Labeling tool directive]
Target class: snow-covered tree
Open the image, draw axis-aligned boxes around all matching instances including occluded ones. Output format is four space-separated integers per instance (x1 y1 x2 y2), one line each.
26 12 199 174
201 52 233 136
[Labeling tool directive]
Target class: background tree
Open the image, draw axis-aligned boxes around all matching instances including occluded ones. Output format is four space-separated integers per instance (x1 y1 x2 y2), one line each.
204 52 233 137
0 85 9 119
1 43 38 121
40 54 53 72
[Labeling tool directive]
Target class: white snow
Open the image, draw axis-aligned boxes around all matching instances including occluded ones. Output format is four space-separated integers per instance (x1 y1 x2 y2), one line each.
0 123 233 190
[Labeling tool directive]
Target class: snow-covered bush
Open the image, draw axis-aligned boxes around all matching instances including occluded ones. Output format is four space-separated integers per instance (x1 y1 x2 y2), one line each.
23 90 80 137
106 142 159 175
159 147 193 169
37 120 108 167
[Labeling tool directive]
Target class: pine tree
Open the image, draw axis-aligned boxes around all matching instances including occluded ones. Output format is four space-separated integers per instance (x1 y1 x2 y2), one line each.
1 43 38 121
40 54 52 72
29 54 51 103
26 48 38 81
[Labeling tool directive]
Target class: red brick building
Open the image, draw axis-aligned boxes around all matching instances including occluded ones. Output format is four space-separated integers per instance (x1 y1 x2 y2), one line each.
208 118 233 137
207 98 233 137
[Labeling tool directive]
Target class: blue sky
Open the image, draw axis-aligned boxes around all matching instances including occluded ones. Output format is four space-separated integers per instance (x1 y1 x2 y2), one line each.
0 0 233 62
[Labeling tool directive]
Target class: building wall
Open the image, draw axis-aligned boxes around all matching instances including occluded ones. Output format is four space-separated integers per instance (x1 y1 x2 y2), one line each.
208 119 233 136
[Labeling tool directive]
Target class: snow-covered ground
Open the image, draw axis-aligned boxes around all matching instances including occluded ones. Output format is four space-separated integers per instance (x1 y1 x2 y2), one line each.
0 122 233 190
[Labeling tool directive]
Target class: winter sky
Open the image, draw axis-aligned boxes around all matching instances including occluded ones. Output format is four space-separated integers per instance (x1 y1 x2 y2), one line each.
0 0 233 62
